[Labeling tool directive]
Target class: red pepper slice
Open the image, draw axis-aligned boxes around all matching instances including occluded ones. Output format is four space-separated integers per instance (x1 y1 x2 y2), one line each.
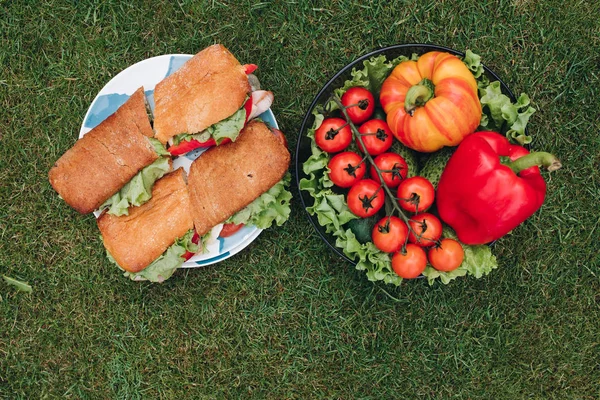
243 97 253 123
243 64 258 74
168 137 232 156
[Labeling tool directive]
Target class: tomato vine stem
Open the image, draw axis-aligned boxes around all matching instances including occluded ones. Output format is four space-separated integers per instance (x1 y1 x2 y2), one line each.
331 96 410 224
331 94 440 248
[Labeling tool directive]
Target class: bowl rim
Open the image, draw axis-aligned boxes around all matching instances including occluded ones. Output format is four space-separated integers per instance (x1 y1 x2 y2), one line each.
295 43 517 264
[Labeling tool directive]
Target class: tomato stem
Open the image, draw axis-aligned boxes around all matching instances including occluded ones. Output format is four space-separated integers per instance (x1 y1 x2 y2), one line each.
332 95 419 236
344 100 370 110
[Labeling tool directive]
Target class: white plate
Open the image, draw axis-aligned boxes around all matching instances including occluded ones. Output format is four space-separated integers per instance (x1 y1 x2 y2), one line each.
80 54 278 267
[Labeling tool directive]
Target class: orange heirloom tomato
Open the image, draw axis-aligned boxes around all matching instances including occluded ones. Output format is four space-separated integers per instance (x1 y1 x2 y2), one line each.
379 51 481 153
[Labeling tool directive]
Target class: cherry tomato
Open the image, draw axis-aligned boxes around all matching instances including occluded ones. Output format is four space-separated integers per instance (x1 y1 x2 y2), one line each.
391 244 427 279
347 179 385 218
328 151 366 188
372 216 408 253
356 119 393 156
315 117 352 153
220 223 244 238
341 87 375 124
408 213 442 247
428 238 465 272
369 152 408 188
397 176 435 213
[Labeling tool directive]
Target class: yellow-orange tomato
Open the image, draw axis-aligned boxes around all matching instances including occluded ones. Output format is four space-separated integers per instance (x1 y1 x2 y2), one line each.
380 51 481 153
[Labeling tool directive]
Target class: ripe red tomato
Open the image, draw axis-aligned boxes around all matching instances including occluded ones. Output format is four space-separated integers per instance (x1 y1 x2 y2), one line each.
372 216 408 253
220 223 244 237
397 176 435 213
369 152 408 188
428 239 465 272
391 244 427 279
315 117 352 153
408 213 442 247
341 87 375 124
328 151 366 188
356 119 393 155
347 179 385 218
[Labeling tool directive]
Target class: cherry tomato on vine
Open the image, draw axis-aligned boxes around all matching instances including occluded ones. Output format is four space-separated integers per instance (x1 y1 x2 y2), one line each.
328 151 366 188
372 216 408 253
391 244 427 279
356 119 393 156
408 213 442 247
341 87 375 124
315 117 352 153
369 152 408 188
397 176 435 213
428 238 465 272
347 179 385 218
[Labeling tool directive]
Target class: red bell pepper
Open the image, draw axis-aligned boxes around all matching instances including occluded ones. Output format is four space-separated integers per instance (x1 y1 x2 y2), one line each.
436 131 561 245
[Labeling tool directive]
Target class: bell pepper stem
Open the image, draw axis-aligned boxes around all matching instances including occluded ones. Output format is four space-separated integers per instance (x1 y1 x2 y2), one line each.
404 78 435 116
502 152 562 174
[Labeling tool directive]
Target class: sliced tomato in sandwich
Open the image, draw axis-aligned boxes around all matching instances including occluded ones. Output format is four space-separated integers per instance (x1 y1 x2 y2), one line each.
219 223 245 238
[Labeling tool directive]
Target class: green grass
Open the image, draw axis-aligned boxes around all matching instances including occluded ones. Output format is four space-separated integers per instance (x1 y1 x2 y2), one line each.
1 0 599 398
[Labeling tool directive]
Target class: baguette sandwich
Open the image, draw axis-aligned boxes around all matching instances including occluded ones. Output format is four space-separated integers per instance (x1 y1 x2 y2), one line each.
98 168 199 282
153 44 274 156
188 119 291 238
99 121 292 283
49 87 171 215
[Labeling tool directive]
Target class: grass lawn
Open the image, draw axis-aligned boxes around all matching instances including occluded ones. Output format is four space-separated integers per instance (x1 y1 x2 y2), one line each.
1 1 599 398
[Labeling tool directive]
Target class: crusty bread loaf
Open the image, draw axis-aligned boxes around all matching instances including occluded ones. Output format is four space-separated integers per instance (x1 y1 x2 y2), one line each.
187 120 290 236
97 168 194 273
48 87 159 214
153 44 251 144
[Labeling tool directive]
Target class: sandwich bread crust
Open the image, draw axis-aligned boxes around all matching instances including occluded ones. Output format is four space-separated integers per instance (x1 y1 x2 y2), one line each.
97 168 194 273
187 120 290 236
153 44 251 144
48 87 159 214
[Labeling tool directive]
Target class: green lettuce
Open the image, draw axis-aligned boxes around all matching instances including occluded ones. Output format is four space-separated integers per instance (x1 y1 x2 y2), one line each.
172 107 247 146
108 230 198 283
479 81 535 145
226 173 293 229
463 51 535 145
335 229 403 286
149 137 169 156
462 49 485 80
326 53 416 112
100 156 171 216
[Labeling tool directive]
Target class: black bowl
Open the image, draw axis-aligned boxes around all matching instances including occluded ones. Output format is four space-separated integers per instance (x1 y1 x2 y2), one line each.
295 43 518 264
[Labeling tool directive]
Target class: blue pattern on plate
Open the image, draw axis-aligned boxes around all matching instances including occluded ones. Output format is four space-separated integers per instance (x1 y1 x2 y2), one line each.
195 251 231 265
145 89 155 111
166 56 187 78
84 93 129 129
84 89 156 129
